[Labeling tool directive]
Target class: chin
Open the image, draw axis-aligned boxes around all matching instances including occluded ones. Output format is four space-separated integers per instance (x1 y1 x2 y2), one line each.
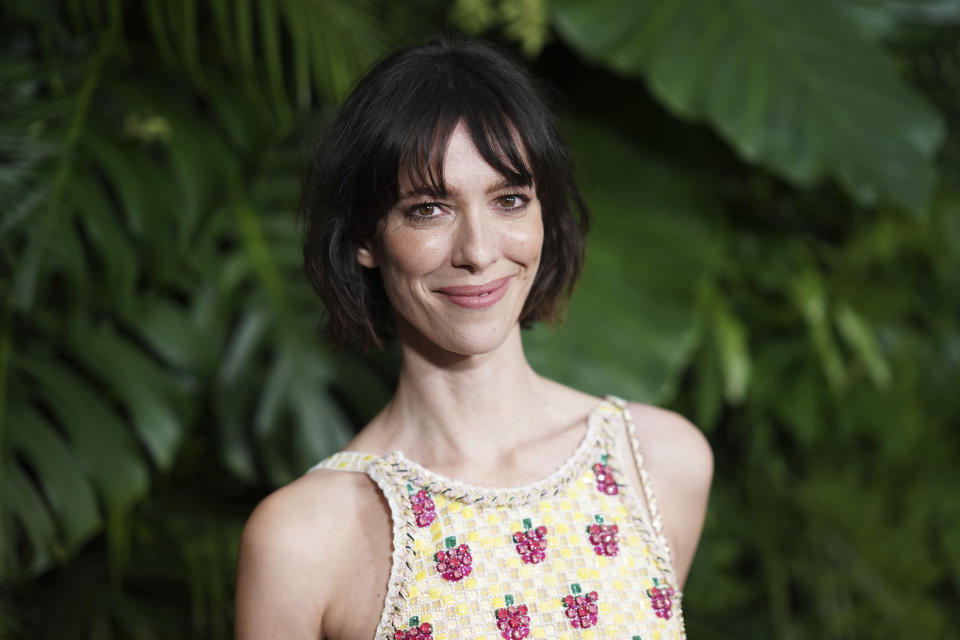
444 331 513 358
399 317 520 359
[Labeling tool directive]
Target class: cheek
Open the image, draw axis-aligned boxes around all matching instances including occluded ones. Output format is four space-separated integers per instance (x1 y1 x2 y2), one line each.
508 213 545 266
378 231 451 286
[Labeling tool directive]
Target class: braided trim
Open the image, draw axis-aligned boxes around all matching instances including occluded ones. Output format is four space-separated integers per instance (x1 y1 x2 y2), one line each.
367 457 418 639
306 452 416 639
387 399 609 507
609 397 672 558
608 396 687 639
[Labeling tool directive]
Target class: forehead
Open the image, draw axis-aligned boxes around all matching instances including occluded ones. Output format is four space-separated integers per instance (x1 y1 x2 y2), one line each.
397 117 533 199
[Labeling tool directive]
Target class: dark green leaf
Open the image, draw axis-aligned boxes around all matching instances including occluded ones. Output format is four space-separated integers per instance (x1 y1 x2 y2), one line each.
708 289 751 404
64 172 137 302
553 0 946 211
16 355 149 514
66 321 188 471
2 465 56 578
834 302 891 387
8 406 101 553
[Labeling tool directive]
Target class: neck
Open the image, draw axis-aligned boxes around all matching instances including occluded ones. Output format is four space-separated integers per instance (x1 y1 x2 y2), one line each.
382 326 550 464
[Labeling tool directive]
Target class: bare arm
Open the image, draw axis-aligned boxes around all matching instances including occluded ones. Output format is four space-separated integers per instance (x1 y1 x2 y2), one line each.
235 470 391 640
235 484 328 640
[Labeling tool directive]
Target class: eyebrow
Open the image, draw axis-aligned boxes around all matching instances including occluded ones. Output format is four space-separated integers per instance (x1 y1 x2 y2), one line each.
398 177 529 200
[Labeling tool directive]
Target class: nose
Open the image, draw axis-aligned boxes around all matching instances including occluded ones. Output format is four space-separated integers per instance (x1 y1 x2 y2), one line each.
451 209 497 273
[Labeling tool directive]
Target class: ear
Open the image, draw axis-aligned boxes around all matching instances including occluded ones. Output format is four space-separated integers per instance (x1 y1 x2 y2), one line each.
356 244 378 268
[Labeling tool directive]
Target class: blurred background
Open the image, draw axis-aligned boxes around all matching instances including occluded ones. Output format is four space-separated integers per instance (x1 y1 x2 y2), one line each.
2 0 959 638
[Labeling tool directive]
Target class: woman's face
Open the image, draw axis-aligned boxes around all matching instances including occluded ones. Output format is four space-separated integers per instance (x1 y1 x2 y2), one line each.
357 121 544 357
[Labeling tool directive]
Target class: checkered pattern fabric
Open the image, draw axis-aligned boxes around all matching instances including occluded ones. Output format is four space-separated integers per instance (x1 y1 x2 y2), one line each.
310 397 686 640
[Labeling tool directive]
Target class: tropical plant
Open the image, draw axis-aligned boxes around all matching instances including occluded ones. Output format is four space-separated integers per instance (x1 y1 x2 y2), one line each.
1 1 400 635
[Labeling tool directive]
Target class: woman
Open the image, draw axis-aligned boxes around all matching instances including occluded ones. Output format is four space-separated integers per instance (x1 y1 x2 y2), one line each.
235 39 712 640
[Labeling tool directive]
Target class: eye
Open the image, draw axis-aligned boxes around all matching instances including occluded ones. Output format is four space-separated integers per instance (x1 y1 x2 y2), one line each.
495 194 530 210
407 202 443 218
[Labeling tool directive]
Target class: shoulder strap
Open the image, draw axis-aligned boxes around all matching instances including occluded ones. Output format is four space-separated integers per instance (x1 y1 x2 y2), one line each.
607 396 673 566
306 451 380 474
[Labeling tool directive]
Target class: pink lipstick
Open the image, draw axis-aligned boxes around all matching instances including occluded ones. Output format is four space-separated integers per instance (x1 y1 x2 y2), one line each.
436 276 512 309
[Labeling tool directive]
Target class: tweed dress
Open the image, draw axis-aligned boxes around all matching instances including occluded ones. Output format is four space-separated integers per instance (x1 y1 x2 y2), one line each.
309 396 687 640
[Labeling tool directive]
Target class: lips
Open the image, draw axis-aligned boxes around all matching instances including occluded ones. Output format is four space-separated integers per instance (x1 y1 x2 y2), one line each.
435 276 513 309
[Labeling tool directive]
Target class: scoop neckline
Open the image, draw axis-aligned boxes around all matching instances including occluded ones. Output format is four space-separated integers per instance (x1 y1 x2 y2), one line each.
375 395 617 506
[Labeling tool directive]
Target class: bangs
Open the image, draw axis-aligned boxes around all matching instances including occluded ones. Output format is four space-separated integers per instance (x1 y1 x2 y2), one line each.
395 74 535 199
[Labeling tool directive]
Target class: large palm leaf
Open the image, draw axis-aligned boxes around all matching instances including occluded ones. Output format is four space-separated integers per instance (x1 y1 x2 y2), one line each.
552 0 946 212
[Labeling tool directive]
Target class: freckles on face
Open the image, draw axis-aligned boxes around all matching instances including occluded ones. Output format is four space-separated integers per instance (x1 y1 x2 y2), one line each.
358 122 545 355
376 221 451 315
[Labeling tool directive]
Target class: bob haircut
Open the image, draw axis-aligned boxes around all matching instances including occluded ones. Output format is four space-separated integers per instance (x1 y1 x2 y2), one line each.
301 38 589 349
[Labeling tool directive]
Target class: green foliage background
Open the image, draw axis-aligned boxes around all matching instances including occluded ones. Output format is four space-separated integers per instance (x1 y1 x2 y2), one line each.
2 0 958 637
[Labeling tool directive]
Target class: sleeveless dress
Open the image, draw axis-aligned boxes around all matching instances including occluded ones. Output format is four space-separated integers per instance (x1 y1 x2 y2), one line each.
309 396 687 640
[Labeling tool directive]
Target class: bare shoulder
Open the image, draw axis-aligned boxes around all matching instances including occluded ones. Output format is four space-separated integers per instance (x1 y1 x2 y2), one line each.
235 468 390 639
239 469 376 562
627 403 713 486
626 403 713 588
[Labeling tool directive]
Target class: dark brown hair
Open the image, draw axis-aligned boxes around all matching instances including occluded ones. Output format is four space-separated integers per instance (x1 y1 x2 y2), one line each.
301 38 589 348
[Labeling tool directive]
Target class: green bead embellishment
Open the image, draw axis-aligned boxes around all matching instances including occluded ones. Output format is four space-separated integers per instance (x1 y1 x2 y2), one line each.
522 518 532 530
409 617 419 627
570 583 582 594
445 536 456 549
504 594 514 606
586 513 605 533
